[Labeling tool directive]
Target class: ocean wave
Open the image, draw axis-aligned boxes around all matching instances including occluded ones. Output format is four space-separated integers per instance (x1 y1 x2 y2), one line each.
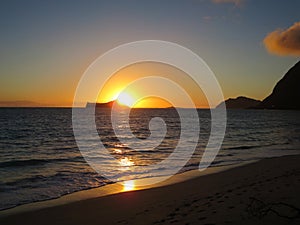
0 156 85 168
1 170 107 187
223 144 274 151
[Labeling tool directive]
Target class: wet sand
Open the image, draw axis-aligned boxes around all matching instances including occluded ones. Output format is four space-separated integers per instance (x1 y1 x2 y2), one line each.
1 155 300 225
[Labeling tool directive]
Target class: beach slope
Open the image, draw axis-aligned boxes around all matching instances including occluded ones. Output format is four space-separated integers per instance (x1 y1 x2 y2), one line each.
1 155 300 225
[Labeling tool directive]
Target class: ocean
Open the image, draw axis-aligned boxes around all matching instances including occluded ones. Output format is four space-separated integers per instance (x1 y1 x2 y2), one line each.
0 108 299 210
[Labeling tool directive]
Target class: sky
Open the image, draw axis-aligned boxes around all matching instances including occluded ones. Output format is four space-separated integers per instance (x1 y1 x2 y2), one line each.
0 0 299 107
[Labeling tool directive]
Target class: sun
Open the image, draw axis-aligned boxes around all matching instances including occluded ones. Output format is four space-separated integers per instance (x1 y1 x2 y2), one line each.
116 92 135 107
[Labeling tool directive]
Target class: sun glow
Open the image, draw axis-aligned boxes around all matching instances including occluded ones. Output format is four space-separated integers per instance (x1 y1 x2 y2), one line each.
116 92 135 107
122 180 136 192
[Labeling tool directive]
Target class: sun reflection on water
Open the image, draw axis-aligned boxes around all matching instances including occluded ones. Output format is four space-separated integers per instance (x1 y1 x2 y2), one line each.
119 157 135 167
122 180 135 191
113 149 123 154
119 157 135 171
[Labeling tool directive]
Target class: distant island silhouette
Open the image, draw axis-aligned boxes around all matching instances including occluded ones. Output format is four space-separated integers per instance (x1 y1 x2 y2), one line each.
218 61 300 110
86 101 115 108
216 96 261 109
0 101 43 107
86 100 130 109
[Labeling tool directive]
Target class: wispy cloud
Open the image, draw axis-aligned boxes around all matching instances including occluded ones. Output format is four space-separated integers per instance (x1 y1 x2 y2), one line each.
203 16 213 21
211 0 244 7
263 22 300 57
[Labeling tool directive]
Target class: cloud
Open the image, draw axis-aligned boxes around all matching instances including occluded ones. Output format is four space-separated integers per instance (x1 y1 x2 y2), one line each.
203 16 213 21
263 22 300 57
211 0 244 6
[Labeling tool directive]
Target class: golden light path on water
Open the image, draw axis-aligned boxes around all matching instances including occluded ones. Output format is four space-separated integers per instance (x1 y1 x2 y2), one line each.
119 157 135 167
118 156 136 191
122 180 136 191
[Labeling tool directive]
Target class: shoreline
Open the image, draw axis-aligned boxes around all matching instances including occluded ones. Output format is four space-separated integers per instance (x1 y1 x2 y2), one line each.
1 154 299 224
0 160 253 217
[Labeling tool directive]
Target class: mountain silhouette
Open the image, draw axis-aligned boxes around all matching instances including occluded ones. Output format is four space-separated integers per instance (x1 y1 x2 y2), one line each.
216 96 261 109
258 61 300 109
217 61 300 110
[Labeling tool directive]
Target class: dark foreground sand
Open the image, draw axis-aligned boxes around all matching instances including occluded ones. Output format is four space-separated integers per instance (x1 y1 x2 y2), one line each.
1 155 300 225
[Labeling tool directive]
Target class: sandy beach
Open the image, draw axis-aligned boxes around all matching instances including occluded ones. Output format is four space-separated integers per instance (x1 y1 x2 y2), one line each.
1 154 300 225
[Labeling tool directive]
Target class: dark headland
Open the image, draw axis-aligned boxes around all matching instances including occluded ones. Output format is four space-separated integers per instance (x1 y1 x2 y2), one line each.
217 61 300 110
257 61 300 109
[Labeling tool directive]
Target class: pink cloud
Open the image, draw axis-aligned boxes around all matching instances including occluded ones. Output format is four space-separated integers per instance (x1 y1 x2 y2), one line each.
264 22 300 57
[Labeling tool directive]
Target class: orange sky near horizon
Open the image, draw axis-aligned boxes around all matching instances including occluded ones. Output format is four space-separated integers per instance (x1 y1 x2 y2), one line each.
96 62 209 108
